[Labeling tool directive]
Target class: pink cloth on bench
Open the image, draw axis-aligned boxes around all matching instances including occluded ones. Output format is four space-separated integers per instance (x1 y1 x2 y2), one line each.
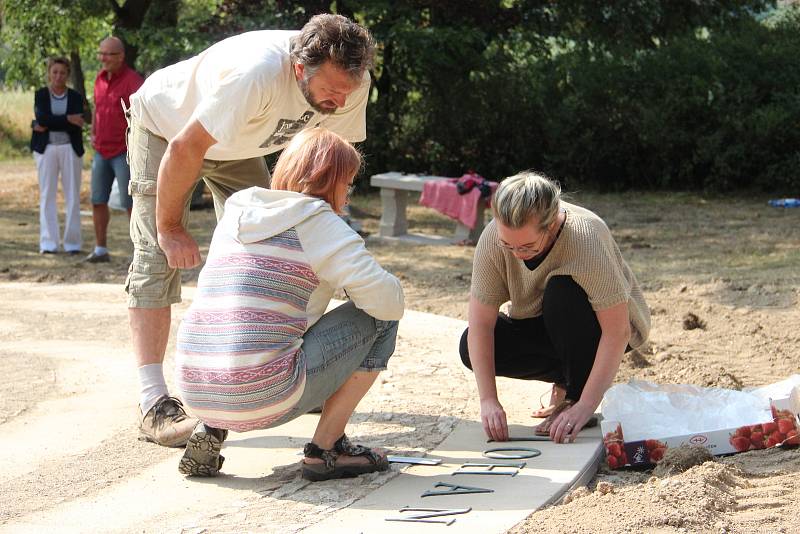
419 178 496 230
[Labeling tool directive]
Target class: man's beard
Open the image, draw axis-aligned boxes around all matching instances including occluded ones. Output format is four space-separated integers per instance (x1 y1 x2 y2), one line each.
299 78 336 115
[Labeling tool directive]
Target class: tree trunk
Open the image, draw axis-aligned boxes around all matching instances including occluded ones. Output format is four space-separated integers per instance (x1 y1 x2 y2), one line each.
108 0 154 69
69 49 92 124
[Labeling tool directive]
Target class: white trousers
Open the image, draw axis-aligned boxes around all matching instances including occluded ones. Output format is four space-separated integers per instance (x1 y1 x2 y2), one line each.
34 144 83 252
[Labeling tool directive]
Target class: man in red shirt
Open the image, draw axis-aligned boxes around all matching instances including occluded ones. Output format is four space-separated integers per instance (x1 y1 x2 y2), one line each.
85 36 143 263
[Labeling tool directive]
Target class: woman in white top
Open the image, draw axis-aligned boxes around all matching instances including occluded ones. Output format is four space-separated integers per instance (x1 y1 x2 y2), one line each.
30 57 85 254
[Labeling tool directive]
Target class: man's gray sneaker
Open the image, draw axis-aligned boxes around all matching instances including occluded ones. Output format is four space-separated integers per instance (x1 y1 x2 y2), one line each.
179 423 228 477
84 251 110 263
138 396 198 447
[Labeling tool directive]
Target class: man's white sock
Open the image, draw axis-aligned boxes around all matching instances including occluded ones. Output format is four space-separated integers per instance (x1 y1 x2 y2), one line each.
94 245 108 256
139 363 169 414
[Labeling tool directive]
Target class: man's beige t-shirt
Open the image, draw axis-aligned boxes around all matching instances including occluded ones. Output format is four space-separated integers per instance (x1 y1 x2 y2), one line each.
129 30 369 161
471 201 651 348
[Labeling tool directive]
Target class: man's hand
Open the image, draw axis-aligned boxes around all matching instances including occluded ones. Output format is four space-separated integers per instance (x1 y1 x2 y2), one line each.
155 119 217 270
32 124 48 133
480 398 509 442
67 114 85 127
157 226 201 269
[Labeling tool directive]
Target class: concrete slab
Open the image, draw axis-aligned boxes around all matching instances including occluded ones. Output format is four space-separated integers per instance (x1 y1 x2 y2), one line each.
304 411 602 533
367 233 455 246
370 171 488 242
370 172 447 192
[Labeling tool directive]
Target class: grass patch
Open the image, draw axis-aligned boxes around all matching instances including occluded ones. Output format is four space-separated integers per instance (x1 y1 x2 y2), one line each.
0 88 33 161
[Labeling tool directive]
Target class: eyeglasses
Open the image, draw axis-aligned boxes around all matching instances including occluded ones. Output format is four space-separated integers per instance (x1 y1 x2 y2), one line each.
97 52 121 57
496 228 550 255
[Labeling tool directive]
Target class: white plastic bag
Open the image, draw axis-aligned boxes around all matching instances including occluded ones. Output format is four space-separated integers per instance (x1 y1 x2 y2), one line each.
748 374 800 402
601 379 775 442
109 179 125 211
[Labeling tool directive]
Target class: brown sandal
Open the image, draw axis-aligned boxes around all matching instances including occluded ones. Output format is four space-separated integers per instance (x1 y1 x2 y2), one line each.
301 434 389 482
531 383 567 418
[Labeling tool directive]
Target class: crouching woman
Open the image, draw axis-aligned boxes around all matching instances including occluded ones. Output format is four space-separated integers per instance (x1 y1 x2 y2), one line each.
460 171 650 444
176 128 404 481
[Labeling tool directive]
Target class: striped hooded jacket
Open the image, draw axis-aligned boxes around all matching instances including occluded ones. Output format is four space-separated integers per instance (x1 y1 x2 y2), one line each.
176 187 404 431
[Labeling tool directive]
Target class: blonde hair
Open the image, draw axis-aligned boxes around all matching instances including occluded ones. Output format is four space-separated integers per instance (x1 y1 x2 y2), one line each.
47 56 71 75
271 128 361 213
492 171 561 230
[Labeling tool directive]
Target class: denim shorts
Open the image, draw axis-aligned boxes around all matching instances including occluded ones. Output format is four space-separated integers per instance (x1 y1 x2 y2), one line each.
91 152 133 208
266 301 399 428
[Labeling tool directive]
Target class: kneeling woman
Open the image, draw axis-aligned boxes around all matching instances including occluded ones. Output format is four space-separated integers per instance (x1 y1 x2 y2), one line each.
461 172 650 444
176 129 404 480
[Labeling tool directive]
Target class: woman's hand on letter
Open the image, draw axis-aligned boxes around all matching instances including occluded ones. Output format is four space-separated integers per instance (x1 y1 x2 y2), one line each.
480 398 509 442
550 401 595 444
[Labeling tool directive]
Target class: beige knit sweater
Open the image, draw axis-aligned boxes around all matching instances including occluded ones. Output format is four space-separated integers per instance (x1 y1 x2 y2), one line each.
471 201 650 348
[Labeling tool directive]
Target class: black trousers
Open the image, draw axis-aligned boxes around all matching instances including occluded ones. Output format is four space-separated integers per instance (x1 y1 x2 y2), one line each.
459 276 601 402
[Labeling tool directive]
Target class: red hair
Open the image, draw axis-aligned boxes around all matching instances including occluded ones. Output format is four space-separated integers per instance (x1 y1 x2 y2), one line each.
271 128 361 213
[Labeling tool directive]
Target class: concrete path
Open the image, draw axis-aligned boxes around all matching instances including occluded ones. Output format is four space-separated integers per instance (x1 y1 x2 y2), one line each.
306 420 602 533
0 282 601 533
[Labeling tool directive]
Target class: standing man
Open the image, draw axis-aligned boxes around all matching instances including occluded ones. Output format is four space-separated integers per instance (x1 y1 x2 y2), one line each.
126 14 375 447
86 37 144 263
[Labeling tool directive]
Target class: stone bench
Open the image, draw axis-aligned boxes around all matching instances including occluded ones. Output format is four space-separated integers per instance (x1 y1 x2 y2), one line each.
370 172 488 243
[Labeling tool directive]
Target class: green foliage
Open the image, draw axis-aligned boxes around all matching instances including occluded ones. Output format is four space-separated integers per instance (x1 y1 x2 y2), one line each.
535 14 800 191
3 0 796 190
0 89 32 160
1 0 110 88
544 0 773 52
355 0 798 192
127 0 222 76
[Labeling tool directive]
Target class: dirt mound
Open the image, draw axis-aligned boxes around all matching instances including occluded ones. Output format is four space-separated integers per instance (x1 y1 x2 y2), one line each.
653 444 715 477
516 462 747 534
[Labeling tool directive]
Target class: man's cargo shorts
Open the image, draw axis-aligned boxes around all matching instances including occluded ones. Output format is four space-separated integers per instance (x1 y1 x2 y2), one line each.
124 117 271 308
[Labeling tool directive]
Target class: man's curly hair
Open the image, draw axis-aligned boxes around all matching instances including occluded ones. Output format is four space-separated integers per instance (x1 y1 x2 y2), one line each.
290 14 375 80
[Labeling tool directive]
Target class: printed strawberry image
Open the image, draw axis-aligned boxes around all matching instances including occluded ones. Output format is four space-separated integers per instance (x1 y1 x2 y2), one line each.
644 439 661 451
762 421 778 435
730 435 751 452
641 438 668 462
764 406 800 447
766 434 783 448
762 406 799 448
733 426 751 438
649 447 667 462
749 431 765 449
777 418 796 435
607 455 619 469
729 412 800 452
603 423 627 469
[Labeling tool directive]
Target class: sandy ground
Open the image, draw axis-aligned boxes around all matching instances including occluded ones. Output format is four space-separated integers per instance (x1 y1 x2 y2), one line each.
1 160 800 533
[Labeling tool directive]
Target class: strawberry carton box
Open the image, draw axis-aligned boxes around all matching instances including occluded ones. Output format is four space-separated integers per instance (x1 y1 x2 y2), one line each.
600 384 800 469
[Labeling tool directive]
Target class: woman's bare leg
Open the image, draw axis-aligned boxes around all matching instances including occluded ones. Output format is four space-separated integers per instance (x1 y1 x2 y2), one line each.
305 370 383 466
